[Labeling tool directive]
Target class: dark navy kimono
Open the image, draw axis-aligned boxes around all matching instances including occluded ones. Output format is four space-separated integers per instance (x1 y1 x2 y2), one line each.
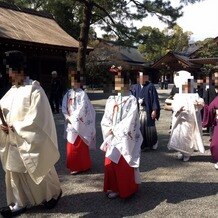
130 82 160 150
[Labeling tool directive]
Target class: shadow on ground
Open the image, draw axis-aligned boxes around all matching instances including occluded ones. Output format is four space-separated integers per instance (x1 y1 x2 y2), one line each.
25 181 218 217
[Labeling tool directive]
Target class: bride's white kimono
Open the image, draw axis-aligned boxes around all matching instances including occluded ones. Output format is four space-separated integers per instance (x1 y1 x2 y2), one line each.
0 81 61 207
168 93 205 156
101 95 143 184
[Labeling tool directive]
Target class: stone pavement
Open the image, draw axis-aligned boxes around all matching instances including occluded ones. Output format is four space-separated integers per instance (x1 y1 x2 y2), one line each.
0 86 217 218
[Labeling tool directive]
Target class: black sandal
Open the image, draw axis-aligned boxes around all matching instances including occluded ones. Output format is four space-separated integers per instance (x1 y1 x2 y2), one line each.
43 190 62 209
0 206 26 217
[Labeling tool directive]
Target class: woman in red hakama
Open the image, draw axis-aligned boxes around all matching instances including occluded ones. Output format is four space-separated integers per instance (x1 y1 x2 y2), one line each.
62 78 96 175
66 135 91 174
104 156 138 198
101 70 142 199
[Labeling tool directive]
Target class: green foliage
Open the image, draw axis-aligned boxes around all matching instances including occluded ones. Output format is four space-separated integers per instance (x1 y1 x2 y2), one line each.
1 0 84 39
1 0 47 9
1 0 205 42
2 0 206 82
138 26 167 62
92 0 183 45
195 38 218 75
163 25 191 51
44 0 82 39
194 38 218 58
138 24 191 62
180 0 203 4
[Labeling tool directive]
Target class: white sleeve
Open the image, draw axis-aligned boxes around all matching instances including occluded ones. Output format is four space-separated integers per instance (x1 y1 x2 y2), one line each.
61 92 69 120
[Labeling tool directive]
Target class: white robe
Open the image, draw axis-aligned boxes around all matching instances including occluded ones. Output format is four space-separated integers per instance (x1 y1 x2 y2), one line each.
168 93 205 155
62 88 96 149
0 81 61 207
100 95 143 183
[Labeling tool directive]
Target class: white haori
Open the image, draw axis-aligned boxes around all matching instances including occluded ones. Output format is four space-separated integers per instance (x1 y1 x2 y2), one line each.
0 81 60 184
100 95 143 183
62 88 96 149
168 93 205 155
0 81 61 206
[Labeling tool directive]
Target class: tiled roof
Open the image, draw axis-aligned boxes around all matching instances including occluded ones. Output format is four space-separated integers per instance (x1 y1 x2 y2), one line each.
190 57 218 65
97 39 146 65
151 52 201 69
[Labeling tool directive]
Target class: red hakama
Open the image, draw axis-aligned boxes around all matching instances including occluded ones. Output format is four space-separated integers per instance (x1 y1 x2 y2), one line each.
67 135 91 172
103 156 138 198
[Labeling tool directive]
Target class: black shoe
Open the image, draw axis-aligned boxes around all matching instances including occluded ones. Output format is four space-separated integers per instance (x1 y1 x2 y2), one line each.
43 190 62 209
0 206 26 217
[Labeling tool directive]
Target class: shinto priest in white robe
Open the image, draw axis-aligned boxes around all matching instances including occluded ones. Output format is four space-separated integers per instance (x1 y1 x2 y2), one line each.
100 95 143 183
62 88 96 149
0 81 61 207
168 93 205 156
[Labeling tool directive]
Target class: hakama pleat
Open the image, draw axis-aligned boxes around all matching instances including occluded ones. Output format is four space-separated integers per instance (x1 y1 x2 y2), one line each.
140 110 157 149
5 167 61 207
103 156 138 198
66 135 91 172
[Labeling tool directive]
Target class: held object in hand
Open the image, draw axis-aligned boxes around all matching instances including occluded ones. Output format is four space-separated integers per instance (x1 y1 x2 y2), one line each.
0 106 7 126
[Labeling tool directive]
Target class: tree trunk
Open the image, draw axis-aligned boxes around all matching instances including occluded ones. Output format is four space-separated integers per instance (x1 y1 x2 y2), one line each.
77 2 93 87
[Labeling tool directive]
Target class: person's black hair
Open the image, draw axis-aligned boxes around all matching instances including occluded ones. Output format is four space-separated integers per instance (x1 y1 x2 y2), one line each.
4 50 26 73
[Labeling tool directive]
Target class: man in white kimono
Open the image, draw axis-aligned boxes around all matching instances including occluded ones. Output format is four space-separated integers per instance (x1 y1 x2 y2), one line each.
62 69 96 175
168 71 205 161
0 51 61 217
101 66 142 199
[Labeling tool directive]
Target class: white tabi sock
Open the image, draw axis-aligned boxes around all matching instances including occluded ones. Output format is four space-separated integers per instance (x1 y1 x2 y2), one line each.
11 202 23 212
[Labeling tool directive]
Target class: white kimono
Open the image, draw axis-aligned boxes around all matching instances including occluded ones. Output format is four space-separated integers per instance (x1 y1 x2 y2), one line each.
0 81 61 207
62 88 96 149
168 93 205 155
100 95 143 183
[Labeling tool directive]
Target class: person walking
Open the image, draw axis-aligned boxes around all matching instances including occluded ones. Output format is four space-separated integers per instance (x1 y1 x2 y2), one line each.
101 66 142 199
130 72 160 151
168 71 205 162
49 71 62 114
62 71 96 175
0 51 62 217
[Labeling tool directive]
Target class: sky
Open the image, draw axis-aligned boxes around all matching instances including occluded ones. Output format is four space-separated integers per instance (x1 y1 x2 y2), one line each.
95 0 218 42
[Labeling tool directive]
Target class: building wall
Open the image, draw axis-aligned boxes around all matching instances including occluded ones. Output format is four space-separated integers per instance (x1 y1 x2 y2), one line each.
0 42 69 97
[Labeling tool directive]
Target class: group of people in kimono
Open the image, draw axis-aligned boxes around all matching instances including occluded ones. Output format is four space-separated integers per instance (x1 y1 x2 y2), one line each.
0 50 159 217
167 70 218 169
0 50 217 217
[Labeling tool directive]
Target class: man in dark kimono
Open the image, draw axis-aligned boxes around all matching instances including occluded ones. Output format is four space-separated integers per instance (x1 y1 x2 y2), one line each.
203 76 216 106
130 72 160 151
49 71 62 114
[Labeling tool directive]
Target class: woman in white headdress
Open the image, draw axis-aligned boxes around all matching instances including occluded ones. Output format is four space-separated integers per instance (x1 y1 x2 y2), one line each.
168 71 205 161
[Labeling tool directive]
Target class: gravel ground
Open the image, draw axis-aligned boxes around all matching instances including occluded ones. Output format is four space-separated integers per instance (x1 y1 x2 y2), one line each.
0 87 217 218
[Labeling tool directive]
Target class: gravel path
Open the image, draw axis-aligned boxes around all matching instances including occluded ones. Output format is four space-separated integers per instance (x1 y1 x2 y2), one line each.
0 87 217 218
